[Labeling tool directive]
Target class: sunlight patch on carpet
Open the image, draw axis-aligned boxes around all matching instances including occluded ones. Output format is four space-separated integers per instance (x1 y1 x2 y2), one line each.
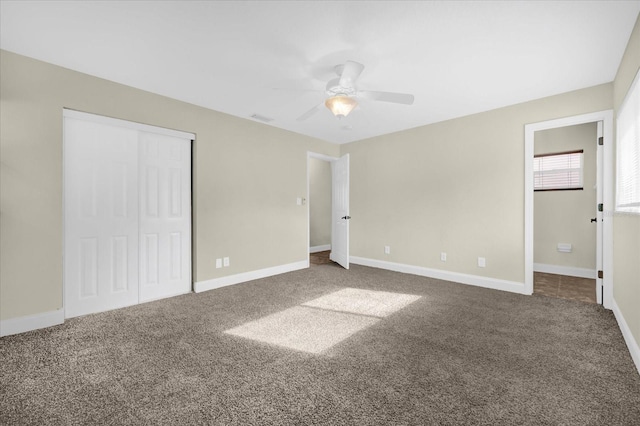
224 288 421 354
224 306 379 354
302 288 421 317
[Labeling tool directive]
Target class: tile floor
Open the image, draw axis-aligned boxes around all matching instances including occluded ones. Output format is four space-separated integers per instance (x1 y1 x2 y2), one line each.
534 272 597 304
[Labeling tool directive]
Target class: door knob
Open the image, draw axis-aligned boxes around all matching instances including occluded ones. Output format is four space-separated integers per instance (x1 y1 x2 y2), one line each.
341 216 351 220
591 218 597 223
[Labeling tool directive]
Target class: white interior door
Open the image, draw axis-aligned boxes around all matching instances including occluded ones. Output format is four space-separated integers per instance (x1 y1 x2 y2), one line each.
330 154 350 269
595 121 603 304
139 132 191 302
64 118 140 318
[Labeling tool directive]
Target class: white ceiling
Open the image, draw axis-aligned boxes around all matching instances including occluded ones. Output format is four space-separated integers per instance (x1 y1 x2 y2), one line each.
1 1 639 144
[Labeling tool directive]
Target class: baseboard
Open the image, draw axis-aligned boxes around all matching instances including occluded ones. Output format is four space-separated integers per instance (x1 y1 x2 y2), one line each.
309 244 331 253
533 263 596 279
0 309 65 337
612 298 640 376
350 256 528 295
194 260 309 293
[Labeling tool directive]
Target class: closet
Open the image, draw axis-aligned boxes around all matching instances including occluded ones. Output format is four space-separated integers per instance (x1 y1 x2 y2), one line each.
63 110 192 318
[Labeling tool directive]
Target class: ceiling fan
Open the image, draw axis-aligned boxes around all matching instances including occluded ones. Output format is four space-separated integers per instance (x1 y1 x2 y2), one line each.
295 60 415 122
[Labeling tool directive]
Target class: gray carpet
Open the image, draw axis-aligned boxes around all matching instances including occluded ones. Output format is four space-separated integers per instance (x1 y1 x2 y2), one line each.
1 264 639 425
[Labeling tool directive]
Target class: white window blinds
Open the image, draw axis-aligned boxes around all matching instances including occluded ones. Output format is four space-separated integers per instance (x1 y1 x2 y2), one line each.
534 151 584 191
616 69 640 214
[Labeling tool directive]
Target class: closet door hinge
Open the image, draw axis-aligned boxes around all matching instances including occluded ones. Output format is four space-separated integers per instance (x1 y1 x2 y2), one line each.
598 270 604 279
598 136 604 146
598 203 603 212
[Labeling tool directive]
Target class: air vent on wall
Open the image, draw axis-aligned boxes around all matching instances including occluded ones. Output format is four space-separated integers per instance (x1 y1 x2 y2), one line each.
557 243 572 253
250 113 274 123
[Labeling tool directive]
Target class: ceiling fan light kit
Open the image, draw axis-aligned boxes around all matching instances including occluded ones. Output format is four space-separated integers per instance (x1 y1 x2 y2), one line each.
325 95 358 118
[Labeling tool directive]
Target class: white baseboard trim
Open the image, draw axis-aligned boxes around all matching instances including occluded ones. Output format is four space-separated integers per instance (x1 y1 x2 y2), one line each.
0 309 65 337
194 260 309 293
612 298 640 376
309 244 331 253
350 256 528 295
533 263 596 279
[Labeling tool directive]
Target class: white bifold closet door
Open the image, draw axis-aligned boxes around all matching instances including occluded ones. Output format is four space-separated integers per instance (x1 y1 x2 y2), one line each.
64 112 191 318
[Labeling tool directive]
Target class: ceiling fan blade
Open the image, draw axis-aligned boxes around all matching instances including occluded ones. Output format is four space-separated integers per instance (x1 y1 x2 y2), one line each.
296 103 323 122
272 87 323 93
339 60 365 88
359 90 415 105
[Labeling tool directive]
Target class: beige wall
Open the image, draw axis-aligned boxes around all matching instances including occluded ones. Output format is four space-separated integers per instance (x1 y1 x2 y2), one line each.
612 14 640 348
534 123 597 270
0 50 339 320
340 84 612 283
309 158 332 248
2 11 639 352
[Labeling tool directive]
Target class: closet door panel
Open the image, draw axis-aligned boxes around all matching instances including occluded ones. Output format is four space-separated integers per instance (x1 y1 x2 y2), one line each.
64 118 139 318
139 132 191 302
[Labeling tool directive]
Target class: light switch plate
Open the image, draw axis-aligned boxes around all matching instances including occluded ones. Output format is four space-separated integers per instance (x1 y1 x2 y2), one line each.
478 257 486 268
223 257 230 267
440 252 447 262
216 258 222 269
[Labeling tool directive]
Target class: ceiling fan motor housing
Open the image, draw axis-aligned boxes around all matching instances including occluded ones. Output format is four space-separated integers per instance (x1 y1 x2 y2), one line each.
326 77 356 97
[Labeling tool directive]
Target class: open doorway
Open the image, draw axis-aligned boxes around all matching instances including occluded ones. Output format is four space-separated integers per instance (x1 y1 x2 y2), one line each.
307 152 350 269
309 156 333 265
524 110 613 308
533 123 598 303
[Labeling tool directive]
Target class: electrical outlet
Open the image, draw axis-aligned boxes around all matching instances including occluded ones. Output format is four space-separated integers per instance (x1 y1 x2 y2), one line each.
478 257 486 268
440 252 447 262
384 246 391 254
215 258 222 269
223 257 230 267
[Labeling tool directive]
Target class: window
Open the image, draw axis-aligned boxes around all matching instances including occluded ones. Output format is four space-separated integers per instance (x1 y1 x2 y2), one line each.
616 69 640 214
534 150 584 191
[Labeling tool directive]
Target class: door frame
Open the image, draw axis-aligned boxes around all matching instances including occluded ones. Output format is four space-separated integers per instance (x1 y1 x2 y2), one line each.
596 121 604 303
524 110 613 308
62 108 195 318
306 151 340 265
